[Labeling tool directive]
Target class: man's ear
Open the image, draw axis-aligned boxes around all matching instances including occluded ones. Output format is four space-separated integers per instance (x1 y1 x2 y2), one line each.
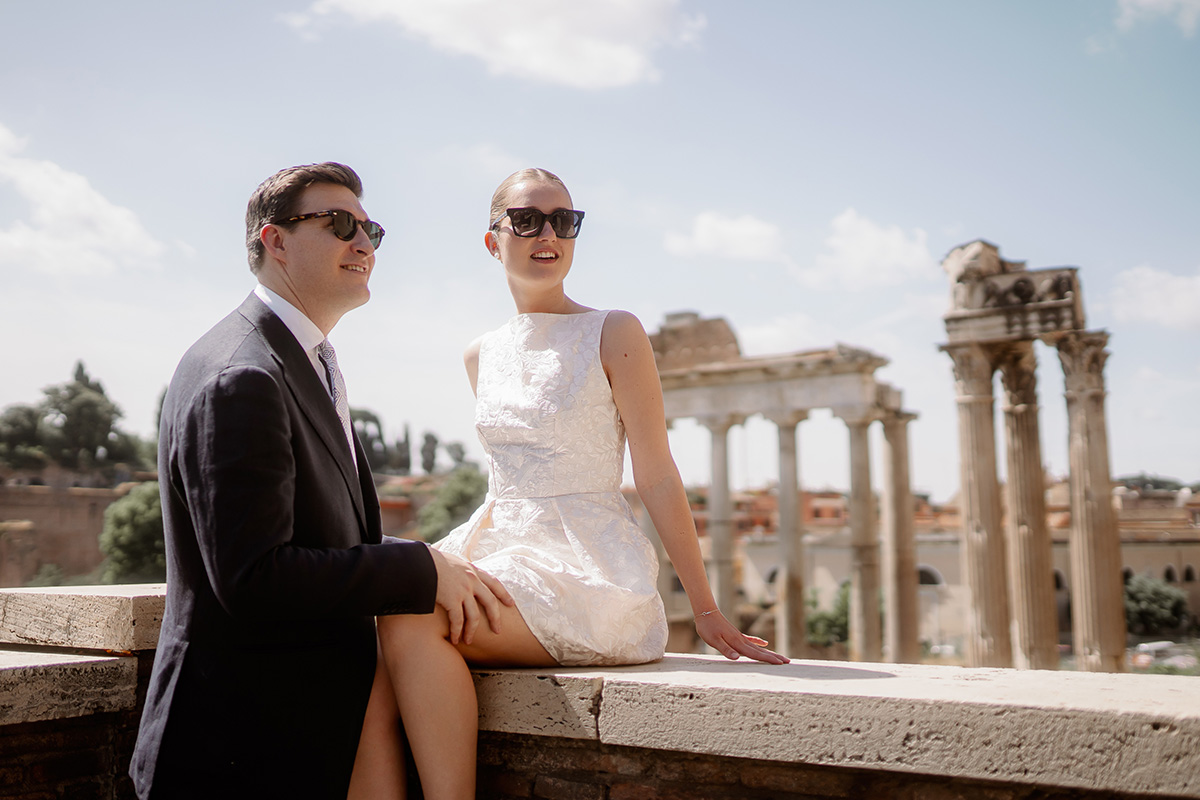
261 224 287 263
484 230 501 259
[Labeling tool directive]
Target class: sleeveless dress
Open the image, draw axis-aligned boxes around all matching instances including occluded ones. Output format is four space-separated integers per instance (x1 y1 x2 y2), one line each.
433 310 668 666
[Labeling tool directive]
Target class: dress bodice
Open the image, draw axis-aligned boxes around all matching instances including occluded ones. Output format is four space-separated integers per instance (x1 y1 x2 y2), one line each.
437 308 667 666
475 310 624 499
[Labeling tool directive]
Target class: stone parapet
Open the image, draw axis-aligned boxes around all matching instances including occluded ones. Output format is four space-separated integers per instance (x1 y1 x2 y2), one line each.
0 583 166 652
0 650 135 727
2 585 1198 799
474 656 1200 798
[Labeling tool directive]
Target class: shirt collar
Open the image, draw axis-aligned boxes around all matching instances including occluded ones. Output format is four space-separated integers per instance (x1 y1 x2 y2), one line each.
254 283 327 353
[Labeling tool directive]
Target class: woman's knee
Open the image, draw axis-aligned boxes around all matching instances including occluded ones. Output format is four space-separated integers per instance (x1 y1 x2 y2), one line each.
377 608 449 649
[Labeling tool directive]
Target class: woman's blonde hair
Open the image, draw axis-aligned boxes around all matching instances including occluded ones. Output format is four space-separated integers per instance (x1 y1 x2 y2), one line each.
489 168 572 229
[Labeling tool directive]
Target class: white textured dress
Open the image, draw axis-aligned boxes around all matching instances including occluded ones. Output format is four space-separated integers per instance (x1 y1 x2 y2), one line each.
434 310 668 666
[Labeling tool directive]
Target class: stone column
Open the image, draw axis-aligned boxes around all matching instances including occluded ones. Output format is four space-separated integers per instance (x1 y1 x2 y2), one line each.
995 343 1059 670
1055 331 1126 672
838 409 881 662
699 414 745 619
943 343 1013 668
880 411 920 663
767 410 808 658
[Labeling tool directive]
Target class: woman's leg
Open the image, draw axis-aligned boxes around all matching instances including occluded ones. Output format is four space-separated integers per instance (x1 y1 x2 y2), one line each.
376 600 555 800
347 642 407 800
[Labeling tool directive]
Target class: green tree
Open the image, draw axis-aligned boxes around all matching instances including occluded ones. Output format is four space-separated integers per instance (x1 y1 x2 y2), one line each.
351 407 389 471
417 466 487 544
0 403 48 469
99 482 166 583
1125 574 1188 635
1115 473 1183 492
420 432 439 475
37 362 145 471
389 424 412 475
806 581 850 646
444 441 466 468
26 564 67 587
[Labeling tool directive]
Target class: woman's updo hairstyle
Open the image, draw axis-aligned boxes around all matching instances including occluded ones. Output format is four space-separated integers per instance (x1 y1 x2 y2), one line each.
489 168 572 229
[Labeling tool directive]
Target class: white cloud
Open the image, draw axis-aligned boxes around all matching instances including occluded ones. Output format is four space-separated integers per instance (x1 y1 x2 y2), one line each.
1110 264 1200 330
1116 0 1200 36
663 211 788 263
795 208 936 290
286 0 705 89
0 122 166 277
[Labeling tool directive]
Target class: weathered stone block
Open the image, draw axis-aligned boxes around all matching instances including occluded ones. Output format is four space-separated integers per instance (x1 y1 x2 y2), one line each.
474 669 602 740
0 584 164 652
0 652 135 726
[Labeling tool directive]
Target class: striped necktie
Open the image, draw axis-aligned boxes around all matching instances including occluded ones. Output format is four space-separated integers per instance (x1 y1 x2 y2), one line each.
316 339 356 464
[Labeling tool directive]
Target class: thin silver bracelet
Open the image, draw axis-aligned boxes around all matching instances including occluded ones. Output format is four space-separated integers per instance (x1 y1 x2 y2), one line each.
694 609 718 619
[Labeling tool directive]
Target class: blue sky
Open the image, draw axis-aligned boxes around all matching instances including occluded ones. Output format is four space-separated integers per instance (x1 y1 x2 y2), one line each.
2 0 1197 502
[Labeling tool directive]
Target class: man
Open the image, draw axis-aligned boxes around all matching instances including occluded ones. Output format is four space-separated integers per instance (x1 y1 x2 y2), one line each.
130 163 508 798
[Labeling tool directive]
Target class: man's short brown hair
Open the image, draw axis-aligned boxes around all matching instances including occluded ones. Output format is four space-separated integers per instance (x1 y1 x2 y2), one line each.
245 162 364 273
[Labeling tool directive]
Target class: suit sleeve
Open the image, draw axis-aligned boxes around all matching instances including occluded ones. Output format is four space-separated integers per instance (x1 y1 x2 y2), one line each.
172 364 437 620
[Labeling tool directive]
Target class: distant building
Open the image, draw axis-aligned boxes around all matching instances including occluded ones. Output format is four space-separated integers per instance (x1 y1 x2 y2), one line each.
644 479 1200 659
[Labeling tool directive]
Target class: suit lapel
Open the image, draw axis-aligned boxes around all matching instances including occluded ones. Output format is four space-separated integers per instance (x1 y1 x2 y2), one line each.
238 294 369 535
352 435 383 544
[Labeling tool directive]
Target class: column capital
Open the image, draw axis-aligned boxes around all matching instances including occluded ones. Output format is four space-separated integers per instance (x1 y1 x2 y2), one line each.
941 342 997 400
1053 330 1109 396
994 341 1039 410
833 406 879 427
696 413 747 434
764 410 809 429
881 409 918 427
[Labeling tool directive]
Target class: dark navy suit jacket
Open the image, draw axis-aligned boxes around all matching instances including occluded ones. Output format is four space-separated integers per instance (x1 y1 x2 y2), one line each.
130 293 436 799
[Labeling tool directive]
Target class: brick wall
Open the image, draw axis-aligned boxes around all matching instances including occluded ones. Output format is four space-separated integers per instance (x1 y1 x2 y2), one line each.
475 731 1150 800
0 711 139 800
0 485 126 587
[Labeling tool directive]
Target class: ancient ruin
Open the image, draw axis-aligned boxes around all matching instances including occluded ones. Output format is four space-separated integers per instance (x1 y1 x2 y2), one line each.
941 240 1125 671
649 312 919 662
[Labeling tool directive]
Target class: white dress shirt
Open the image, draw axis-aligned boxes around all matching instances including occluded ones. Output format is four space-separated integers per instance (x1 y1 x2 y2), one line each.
254 284 335 400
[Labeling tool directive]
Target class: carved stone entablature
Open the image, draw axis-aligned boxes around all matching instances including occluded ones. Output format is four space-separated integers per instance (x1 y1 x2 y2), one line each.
942 241 1086 345
942 239 1023 286
649 314 907 427
974 269 1078 311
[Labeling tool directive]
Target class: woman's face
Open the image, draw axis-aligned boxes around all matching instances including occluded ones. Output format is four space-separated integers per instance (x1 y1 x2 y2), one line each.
487 179 576 291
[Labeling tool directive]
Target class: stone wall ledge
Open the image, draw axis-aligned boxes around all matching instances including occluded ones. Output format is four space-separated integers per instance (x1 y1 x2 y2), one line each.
3 586 1198 798
477 654 1200 797
0 584 165 652
0 648 135 726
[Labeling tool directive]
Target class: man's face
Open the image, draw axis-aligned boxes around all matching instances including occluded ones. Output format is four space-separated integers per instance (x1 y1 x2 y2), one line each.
268 182 376 331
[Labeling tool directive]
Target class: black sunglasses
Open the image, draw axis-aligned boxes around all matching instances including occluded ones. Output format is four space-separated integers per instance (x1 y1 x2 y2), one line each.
491 207 585 239
277 209 386 249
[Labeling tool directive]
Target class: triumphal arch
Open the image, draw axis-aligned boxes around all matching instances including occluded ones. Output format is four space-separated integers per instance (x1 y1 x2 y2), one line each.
941 240 1125 672
649 312 919 662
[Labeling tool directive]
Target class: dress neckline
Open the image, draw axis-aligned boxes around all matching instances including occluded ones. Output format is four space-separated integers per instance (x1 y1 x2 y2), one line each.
509 309 607 323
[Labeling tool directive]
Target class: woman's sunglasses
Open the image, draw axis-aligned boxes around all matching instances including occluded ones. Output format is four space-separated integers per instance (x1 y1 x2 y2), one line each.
491 207 585 239
277 209 386 249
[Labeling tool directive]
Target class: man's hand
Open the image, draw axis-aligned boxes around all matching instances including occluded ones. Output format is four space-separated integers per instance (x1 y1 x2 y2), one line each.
429 548 514 645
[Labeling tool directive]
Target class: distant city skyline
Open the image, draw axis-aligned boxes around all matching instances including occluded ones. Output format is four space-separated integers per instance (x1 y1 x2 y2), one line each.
2 1 1197 503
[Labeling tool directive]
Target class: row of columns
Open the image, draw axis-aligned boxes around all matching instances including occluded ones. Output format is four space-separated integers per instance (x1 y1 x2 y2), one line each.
697 408 919 663
943 331 1125 671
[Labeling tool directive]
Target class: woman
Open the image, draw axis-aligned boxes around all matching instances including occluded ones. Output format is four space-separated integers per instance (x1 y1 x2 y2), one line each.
348 168 787 800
